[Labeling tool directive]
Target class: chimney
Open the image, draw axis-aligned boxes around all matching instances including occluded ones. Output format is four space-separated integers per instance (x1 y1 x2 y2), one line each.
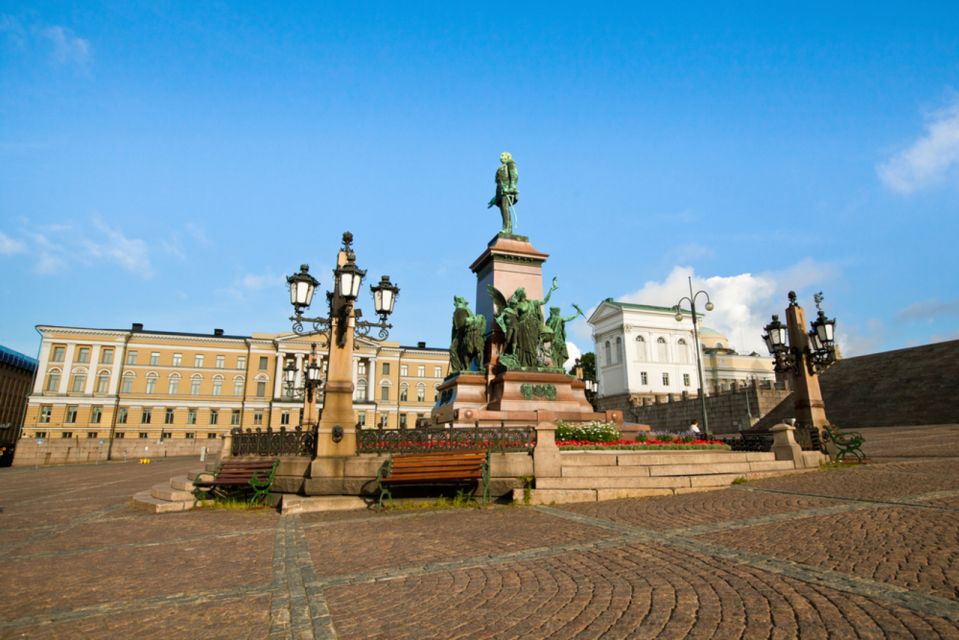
417 341 426 349
213 328 224 336
131 323 143 332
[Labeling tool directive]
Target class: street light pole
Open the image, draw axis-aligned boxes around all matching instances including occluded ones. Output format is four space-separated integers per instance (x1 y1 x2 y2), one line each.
674 276 714 437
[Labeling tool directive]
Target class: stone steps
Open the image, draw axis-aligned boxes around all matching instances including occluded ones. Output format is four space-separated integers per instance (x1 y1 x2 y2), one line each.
132 467 213 514
560 451 775 466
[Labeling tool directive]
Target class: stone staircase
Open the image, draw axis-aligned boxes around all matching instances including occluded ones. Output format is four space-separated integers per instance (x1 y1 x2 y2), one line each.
519 449 813 505
131 467 214 513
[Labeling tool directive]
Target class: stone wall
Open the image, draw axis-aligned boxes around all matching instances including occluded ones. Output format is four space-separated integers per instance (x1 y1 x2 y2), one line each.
12 436 223 466
598 381 792 434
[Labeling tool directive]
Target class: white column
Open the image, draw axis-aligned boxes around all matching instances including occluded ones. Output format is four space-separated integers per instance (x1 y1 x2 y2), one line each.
58 344 75 394
295 354 304 392
273 352 285 399
84 345 101 395
366 357 376 402
110 341 127 395
33 341 52 393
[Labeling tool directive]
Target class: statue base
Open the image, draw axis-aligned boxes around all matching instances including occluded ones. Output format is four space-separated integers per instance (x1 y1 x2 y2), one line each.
432 370 621 428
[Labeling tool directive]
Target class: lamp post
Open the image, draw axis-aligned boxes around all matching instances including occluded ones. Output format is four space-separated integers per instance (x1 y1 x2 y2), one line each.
286 232 399 459
761 291 837 447
673 276 714 437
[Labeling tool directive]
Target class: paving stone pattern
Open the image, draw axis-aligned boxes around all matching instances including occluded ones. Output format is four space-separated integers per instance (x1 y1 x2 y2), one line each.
1 424 958 638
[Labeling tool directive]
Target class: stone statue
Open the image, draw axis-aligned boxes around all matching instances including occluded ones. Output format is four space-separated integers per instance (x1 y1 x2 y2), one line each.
488 277 559 369
546 305 585 368
487 151 518 234
449 296 486 373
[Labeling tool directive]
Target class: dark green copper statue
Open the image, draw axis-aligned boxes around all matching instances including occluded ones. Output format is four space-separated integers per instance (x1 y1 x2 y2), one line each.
449 296 486 373
546 305 585 368
488 151 518 234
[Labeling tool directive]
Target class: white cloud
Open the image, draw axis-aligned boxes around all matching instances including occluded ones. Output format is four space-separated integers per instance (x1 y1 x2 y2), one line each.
0 231 25 255
39 25 90 68
878 96 959 194
219 271 288 301
895 298 959 322
83 217 151 275
563 341 582 371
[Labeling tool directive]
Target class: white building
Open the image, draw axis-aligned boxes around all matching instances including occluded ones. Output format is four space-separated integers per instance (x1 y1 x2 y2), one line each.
587 299 774 406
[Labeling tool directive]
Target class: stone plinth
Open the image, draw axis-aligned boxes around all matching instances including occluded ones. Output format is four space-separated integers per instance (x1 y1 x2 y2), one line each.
470 233 549 330
488 371 595 413
432 372 488 424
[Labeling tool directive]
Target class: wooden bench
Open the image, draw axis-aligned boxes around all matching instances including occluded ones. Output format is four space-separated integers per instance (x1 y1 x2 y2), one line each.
823 425 865 463
376 450 490 507
193 458 279 505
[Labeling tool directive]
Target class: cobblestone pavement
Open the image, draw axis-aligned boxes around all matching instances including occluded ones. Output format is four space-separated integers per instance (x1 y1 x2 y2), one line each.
1 424 958 639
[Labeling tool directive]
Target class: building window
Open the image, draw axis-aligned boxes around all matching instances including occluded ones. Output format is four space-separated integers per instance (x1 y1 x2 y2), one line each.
400 364 408 376
256 381 266 398
65 406 77 423
417 365 425 377
433 384 439 402
46 369 61 391
187 409 197 425
281 411 290 426
615 337 623 364
61 432 73 439
416 384 426 402
216 355 225 369
195 354 204 368
164 408 175 424
354 380 367 402
185 432 195 439
121 372 134 393
191 375 202 395
399 414 407 428
145 374 157 394
150 352 160 366
657 337 668 362
604 341 612 365
210 409 219 425
35 432 47 439
677 338 689 364
237 356 246 370
142 408 152 424
399 384 408 401
640 371 648 385
380 383 390 401
259 356 268 370
207 433 217 439
234 377 244 396
96 371 110 394
138 432 148 439
230 410 241 426
114 432 125 439
52 345 65 362
91 406 102 424
161 432 171 440
168 374 180 395
86 432 98 439
100 349 114 364
357 413 366 427
77 347 90 364
253 411 263 425
662 372 670 386
212 375 223 396
636 336 647 361
382 362 390 375
379 414 388 427
39 406 52 423
126 351 138 365
118 408 128 424
172 353 182 367
71 372 86 393
683 373 691 387
357 361 367 376
434 366 442 378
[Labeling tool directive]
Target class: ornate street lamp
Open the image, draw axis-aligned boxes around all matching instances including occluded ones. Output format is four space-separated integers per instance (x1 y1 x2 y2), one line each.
763 291 837 376
284 232 399 457
673 276 715 437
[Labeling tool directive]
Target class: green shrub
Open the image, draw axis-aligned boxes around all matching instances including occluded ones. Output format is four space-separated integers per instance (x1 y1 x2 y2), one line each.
555 420 621 442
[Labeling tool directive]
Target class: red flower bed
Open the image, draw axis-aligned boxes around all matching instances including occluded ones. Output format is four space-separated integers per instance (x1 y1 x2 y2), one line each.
557 438 727 447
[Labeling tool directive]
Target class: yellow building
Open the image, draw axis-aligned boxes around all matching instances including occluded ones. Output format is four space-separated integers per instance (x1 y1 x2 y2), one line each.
21 322 449 445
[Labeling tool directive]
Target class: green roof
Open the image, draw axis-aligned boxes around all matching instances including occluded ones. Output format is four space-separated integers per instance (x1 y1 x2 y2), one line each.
602 299 695 315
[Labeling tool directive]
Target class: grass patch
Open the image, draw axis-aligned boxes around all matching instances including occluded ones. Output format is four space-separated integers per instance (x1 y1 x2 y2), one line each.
730 476 749 485
819 460 857 471
384 489 485 511
201 497 270 511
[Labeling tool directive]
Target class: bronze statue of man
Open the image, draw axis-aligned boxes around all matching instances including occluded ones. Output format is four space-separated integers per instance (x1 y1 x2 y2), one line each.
487 151 518 234
546 304 585 368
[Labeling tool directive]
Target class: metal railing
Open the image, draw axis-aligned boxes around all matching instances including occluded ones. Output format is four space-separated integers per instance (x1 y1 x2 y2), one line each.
357 425 536 454
230 425 317 457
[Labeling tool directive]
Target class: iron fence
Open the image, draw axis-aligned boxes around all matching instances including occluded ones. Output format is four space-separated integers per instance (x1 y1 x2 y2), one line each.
357 425 536 453
230 425 317 457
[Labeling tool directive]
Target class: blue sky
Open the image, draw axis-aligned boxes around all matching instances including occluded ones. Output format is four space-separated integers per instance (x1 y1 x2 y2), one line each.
2 2 958 360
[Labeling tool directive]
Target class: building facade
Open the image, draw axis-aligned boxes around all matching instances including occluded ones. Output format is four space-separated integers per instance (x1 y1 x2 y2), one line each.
20 323 449 448
588 299 774 410
1 345 37 464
